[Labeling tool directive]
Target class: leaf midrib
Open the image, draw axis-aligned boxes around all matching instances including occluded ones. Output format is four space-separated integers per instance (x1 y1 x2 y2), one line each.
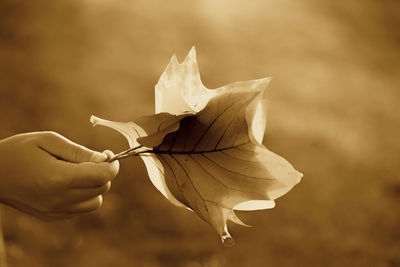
153 141 251 155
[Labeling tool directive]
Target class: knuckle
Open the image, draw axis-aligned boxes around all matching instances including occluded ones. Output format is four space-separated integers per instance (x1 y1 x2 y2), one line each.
32 131 60 146
72 145 82 162
41 131 59 139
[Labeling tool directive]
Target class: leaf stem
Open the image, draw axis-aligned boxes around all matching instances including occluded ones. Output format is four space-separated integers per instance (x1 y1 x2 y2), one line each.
107 145 143 162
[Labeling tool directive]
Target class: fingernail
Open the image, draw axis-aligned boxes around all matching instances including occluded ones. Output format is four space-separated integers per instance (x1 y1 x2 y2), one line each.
90 152 108 162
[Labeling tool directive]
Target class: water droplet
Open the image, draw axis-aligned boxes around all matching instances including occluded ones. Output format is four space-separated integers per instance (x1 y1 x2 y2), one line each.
221 235 235 247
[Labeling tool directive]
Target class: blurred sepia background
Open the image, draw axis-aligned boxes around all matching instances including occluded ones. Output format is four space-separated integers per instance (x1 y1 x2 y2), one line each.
0 0 399 266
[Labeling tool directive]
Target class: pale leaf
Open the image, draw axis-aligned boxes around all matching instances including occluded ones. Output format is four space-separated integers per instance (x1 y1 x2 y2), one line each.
139 90 302 244
91 48 302 246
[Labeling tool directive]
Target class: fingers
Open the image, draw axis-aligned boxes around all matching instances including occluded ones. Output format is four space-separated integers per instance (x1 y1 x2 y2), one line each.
35 131 107 163
39 197 103 220
45 185 109 218
42 193 106 219
67 195 103 213
68 182 111 201
35 132 120 188
63 156 119 188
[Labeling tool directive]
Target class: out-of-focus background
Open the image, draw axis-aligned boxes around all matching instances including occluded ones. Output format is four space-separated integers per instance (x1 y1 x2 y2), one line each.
0 0 399 266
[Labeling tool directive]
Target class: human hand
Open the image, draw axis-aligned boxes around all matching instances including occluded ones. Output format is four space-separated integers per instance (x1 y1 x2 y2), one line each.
0 131 119 220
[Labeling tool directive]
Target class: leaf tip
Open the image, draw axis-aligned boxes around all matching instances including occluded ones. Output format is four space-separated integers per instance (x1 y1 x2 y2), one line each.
189 45 196 55
183 46 197 63
221 225 235 247
221 235 235 247
258 77 272 92
170 54 179 64
296 170 304 183
90 115 99 126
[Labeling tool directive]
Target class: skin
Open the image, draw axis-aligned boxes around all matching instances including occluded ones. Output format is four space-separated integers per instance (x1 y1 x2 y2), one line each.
0 131 119 220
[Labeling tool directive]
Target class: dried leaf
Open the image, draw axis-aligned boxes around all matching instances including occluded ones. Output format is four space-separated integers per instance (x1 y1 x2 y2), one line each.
91 48 302 246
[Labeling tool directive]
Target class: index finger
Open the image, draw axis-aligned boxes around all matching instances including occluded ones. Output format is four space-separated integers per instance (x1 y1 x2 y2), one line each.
62 160 120 188
35 131 107 163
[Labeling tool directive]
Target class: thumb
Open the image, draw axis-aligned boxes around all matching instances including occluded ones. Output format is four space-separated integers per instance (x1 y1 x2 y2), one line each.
88 151 108 163
36 131 107 163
